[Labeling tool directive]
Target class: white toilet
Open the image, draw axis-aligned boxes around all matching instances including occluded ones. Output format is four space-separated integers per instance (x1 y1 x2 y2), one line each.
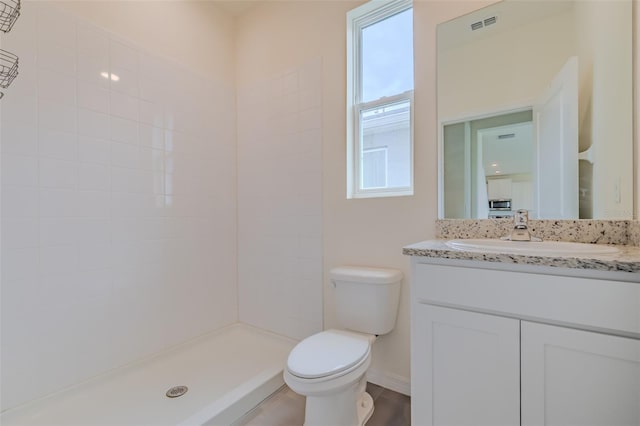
284 266 403 426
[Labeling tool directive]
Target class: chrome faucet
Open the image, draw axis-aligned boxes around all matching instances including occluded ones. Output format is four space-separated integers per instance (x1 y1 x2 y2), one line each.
501 209 542 242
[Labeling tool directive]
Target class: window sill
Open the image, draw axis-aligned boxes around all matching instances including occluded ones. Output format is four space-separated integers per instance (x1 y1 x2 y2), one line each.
350 189 414 199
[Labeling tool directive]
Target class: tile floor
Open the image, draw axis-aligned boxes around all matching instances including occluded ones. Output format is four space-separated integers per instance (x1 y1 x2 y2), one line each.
237 382 411 426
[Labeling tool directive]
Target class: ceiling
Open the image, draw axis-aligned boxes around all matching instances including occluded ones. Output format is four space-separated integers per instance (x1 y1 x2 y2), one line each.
212 0 261 17
480 122 533 177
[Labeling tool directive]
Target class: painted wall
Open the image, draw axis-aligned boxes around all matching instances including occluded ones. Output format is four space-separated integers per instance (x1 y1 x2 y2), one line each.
438 4 575 120
56 0 235 82
574 1 633 219
0 1 237 410
235 0 435 394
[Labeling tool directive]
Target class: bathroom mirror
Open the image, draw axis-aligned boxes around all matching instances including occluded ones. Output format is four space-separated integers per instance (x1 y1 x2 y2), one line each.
438 0 633 220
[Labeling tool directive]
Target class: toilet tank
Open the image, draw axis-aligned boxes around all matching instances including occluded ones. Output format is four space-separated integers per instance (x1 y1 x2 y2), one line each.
330 266 403 335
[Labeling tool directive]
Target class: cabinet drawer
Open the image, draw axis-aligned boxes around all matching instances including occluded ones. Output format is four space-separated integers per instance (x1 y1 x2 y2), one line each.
413 262 640 337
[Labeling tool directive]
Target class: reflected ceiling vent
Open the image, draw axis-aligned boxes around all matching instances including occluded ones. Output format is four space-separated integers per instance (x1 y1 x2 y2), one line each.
498 133 515 139
470 16 498 31
471 20 483 31
484 16 497 26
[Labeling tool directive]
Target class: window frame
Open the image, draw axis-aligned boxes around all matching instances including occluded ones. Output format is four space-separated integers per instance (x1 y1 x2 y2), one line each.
346 0 414 199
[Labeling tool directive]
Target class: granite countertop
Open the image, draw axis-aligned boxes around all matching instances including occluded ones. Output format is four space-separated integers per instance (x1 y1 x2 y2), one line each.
403 239 640 274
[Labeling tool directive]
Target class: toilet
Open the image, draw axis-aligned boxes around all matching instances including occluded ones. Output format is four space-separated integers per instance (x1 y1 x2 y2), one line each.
284 266 403 426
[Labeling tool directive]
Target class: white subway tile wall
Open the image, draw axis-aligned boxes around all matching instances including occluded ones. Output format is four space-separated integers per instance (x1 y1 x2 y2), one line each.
237 58 323 340
1 2 238 410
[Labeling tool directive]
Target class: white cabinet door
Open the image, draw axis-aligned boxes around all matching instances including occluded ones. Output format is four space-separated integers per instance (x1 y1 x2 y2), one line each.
412 304 520 426
521 321 640 426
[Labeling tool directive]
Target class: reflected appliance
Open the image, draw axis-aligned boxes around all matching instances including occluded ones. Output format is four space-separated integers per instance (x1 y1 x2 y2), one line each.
488 199 513 218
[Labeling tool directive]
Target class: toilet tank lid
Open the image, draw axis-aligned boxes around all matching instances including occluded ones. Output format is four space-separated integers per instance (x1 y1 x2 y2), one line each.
330 266 403 284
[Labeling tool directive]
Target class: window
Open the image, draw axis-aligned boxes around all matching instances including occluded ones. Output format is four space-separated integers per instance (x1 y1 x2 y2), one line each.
362 147 388 188
347 0 414 198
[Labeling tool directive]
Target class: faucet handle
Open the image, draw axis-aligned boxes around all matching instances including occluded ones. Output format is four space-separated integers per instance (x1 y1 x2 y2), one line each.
502 209 542 242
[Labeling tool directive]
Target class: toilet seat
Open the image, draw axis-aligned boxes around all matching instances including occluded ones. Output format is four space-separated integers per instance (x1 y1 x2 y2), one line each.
287 330 371 379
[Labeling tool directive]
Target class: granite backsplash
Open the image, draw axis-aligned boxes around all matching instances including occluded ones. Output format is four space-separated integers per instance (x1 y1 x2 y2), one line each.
436 219 639 246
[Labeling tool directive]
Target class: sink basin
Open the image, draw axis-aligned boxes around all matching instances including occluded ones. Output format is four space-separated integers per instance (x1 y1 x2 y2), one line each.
445 239 619 256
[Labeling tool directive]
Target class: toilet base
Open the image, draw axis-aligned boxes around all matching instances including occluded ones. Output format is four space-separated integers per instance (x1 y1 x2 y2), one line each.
301 377 374 426
358 391 375 425
303 391 374 426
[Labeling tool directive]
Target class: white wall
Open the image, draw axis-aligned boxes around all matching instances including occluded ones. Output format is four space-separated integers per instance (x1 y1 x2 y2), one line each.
438 4 575 120
235 0 435 393
236 57 324 340
233 1 326 340
575 0 633 219
0 1 237 410
56 0 235 82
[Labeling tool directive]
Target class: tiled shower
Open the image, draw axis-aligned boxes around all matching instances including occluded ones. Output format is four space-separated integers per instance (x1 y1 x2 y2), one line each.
1 1 323 410
237 57 323 340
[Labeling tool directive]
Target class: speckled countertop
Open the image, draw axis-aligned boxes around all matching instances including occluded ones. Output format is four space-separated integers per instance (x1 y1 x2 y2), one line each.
435 219 633 245
403 239 640 275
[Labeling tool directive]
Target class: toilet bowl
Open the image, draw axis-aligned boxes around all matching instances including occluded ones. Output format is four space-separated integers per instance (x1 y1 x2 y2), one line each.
283 266 403 426
284 330 375 426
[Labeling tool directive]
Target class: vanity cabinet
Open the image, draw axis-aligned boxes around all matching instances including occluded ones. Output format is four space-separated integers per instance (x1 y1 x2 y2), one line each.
411 260 640 426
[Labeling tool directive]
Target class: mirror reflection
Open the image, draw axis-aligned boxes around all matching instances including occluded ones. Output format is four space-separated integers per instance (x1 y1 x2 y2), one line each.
438 0 633 220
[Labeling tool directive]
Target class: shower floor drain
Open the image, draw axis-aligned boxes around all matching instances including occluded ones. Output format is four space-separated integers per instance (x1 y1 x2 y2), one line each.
166 385 188 398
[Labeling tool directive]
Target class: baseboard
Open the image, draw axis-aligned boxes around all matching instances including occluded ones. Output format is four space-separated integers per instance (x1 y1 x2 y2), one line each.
366 369 411 396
